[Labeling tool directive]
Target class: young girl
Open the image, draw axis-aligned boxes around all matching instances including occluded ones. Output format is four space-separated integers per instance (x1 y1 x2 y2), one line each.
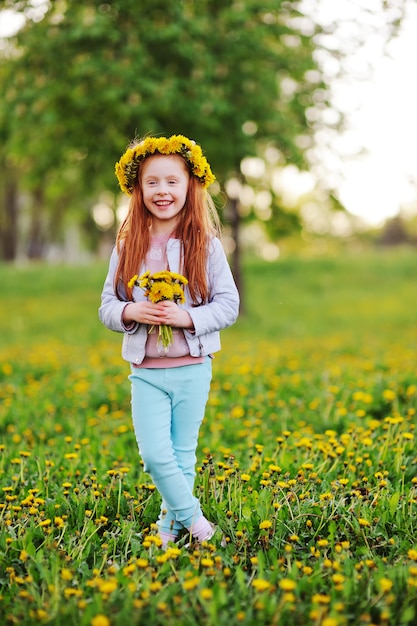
99 135 239 547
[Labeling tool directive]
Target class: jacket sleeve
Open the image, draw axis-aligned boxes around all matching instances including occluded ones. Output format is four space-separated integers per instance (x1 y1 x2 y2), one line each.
185 238 239 337
98 247 139 334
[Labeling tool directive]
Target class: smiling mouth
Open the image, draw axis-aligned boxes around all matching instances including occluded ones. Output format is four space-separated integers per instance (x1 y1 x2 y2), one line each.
155 200 172 206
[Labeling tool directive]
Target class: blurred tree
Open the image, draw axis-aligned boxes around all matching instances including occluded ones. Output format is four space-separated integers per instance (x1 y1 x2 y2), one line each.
0 0 407 278
0 0 323 268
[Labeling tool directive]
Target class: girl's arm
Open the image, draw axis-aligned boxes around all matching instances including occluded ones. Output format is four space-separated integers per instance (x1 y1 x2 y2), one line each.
98 247 138 333
185 238 239 336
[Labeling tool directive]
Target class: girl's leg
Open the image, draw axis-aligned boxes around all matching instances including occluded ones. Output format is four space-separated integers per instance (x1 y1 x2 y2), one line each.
129 360 211 534
163 358 212 532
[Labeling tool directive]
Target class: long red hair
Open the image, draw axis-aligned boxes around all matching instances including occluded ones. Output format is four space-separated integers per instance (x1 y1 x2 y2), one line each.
115 155 221 304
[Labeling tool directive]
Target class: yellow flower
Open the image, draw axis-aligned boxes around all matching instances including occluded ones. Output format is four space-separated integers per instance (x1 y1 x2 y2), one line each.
132 270 188 349
182 576 200 591
61 568 73 581
279 578 297 591
200 588 213 600
332 573 345 584
98 579 117 595
312 593 331 604
252 578 271 591
91 616 111 626
383 389 396 401
39 519 51 527
322 619 340 626
127 275 138 290
259 520 272 530
379 578 393 593
359 518 371 527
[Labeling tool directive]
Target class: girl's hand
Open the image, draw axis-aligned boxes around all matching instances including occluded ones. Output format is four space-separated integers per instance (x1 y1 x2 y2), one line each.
123 301 193 329
158 301 194 329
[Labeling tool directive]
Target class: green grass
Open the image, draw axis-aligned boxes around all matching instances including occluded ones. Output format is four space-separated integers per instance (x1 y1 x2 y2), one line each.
1 248 417 626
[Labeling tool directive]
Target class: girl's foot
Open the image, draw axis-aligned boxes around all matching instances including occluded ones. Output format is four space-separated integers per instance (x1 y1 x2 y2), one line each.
159 530 178 548
187 516 215 542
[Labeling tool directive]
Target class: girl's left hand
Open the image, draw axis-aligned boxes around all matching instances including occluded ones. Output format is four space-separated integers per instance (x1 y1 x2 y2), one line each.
159 301 194 329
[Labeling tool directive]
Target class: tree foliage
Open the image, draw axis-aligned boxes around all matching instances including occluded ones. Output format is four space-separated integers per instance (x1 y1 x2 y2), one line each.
0 0 408 261
1 0 323 258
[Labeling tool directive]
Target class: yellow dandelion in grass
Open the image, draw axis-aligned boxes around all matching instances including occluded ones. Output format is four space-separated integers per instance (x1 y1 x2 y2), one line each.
64 588 83 598
379 578 393 593
240 473 250 482
19 550 29 562
408 549 417 561
312 593 331 604
259 520 272 530
35 609 48 621
123 564 136 576
231 406 245 419
252 578 271 592
91 616 111 626
98 579 117 595
200 588 213 600
319 492 333 501
183 576 200 591
322 618 340 626
383 389 396 402
332 573 345 585
279 578 297 591
61 568 73 581
359 518 371 527
39 519 51 527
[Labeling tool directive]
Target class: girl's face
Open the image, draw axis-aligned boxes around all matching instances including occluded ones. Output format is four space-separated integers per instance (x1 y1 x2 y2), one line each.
141 154 189 233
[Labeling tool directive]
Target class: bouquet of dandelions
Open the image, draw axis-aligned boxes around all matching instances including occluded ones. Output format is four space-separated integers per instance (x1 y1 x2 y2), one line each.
128 270 188 351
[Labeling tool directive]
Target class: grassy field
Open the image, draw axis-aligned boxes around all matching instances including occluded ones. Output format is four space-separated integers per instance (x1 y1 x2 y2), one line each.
1 248 417 626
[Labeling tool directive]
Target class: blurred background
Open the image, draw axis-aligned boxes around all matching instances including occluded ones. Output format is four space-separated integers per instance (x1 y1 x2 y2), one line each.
1 0 416 282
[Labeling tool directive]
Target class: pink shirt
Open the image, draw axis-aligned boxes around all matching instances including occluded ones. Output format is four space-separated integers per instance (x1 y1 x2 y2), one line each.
134 233 204 369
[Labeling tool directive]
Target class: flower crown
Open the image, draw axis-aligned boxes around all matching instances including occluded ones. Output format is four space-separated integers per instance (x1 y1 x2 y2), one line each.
115 134 216 196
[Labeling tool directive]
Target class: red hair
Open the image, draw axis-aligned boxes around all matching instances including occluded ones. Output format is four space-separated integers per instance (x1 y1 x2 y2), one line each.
115 156 220 304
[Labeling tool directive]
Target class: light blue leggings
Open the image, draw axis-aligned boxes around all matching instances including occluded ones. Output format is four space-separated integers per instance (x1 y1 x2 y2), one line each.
129 358 212 533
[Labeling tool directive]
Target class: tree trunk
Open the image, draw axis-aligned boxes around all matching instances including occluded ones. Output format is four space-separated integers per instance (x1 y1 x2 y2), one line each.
229 196 244 314
27 188 46 259
0 177 18 261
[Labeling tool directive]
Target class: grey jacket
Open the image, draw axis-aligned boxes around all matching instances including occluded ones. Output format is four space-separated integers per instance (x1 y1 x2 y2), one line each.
99 237 239 365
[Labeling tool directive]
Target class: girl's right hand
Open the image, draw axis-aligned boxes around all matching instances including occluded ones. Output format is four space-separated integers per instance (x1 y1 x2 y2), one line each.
122 301 166 326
